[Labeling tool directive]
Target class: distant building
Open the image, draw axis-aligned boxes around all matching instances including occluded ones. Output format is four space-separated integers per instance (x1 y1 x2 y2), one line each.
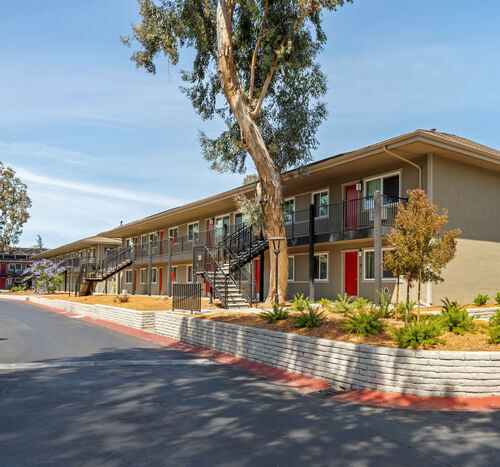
0 248 47 290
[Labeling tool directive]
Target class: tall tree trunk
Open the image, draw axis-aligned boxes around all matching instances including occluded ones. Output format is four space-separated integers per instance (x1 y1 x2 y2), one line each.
395 276 400 307
417 274 421 321
405 280 410 324
216 0 288 303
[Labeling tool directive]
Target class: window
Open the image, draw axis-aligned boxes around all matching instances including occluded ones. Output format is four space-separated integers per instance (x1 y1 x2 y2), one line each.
234 213 244 230
314 254 328 281
188 223 199 242
141 235 147 245
284 198 295 223
288 256 295 281
312 190 329 218
8 263 15 271
364 249 396 280
187 265 193 283
127 238 134 247
171 266 178 283
140 269 147 284
151 268 157 284
215 215 230 236
364 173 400 207
168 227 179 240
149 232 158 247
125 270 133 283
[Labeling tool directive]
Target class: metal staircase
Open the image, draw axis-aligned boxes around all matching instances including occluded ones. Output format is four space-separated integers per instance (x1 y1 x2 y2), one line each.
197 225 269 308
76 246 132 296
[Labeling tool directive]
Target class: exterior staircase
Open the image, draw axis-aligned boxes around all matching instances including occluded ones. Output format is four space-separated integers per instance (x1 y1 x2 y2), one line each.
199 224 269 309
76 246 132 296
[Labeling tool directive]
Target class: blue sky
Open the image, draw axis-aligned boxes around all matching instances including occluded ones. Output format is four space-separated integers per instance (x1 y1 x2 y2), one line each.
1 0 499 248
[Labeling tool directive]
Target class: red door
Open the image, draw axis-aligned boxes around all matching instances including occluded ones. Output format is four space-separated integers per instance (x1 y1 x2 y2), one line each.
206 219 213 247
344 184 358 230
254 259 261 301
0 278 6 289
0 263 6 274
159 267 163 293
344 251 358 296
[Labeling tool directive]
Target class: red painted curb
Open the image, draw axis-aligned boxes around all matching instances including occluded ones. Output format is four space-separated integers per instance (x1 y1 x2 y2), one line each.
330 390 500 412
10 298 328 393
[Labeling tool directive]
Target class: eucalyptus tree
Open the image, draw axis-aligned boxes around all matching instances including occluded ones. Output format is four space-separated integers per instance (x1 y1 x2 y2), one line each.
123 0 351 301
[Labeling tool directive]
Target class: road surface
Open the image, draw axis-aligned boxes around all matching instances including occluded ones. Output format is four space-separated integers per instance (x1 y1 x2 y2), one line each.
1 300 499 466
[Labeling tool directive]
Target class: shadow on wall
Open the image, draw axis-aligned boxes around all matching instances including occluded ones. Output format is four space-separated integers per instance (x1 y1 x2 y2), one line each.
1 347 499 465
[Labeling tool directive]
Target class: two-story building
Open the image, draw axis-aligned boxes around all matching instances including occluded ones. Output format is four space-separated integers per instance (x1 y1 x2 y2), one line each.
0 248 46 290
35 130 500 305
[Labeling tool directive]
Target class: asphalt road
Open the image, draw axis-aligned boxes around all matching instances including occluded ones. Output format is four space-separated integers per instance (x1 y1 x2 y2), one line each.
1 300 499 467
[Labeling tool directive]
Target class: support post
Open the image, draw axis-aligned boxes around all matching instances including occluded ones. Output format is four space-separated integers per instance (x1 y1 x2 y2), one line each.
117 271 121 295
104 279 108 294
147 240 152 296
168 237 173 297
259 251 264 302
192 247 197 284
131 245 136 295
308 203 315 302
374 190 383 304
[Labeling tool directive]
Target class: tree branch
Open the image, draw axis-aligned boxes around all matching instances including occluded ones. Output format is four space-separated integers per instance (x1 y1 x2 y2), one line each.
251 6 316 119
248 0 269 103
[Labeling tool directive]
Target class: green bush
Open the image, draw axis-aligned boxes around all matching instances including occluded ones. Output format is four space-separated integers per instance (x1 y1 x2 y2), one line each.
489 309 500 328
495 292 500 305
488 326 500 344
396 300 416 320
259 303 289 324
438 298 474 335
290 293 310 312
10 285 26 292
473 293 489 307
292 308 325 328
392 319 443 349
342 308 386 336
351 297 372 310
330 293 354 313
376 290 393 318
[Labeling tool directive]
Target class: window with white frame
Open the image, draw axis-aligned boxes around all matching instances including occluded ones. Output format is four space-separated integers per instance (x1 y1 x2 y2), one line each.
187 265 193 283
149 232 158 247
312 190 329 218
234 213 244 230
140 269 147 284
188 223 199 242
168 227 179 240
125 270 133 283
288 256 295 281
151 268 157 284
364 172 400 207
314 253 328 280
363 249 396 280
284 198 295 223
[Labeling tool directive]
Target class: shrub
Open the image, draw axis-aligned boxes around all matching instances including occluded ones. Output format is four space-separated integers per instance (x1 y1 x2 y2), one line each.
376 290 393 318
473 293 489 307
10 285 26 292
392 319 443 349
488 326 500 344
292 308 325 328
438 298 474 335
330 293 354 313
489 309 500 328
351 297 372 310
25 259 65 294
495 292 500 305
342 307 386 336
259 303 289 324
396 300 416 320
114 295 129 303
290 293 310 312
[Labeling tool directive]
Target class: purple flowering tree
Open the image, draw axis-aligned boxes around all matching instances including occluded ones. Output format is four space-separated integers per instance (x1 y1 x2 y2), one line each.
26 259 65 294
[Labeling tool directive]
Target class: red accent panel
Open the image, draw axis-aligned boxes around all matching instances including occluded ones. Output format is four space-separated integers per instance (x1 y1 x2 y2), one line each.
133 270 137 292
0 263 6 274
344 251 358 296
0 278 6 289
254 259 260 299
344 184 358 230
159 268 163 293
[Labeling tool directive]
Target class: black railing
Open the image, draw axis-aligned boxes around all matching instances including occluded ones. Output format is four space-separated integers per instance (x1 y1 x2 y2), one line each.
172 283 202 312
91 246 132 280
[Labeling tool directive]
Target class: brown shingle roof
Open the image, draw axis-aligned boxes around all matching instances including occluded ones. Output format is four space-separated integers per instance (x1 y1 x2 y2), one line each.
418 129 500 158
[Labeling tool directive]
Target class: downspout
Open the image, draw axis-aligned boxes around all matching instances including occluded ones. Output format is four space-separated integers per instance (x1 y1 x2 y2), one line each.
382 145 422 189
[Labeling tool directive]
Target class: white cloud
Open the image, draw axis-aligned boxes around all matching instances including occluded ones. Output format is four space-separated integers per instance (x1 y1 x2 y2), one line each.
0 140 90 165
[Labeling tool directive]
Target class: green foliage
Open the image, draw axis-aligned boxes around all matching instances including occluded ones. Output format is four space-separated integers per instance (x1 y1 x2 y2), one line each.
123 0 352 175
495 292 500 305
0 163 32 249
473 293 489 307
489 309 500 328
259 302 289 324
292 308 325 329
488 326 500 344
437 298 474 335
328 293 354 313
342 308 386 336
351 297 372 310
396 300 416 320
234 193 263 234
376 290 393 318
392 319 443 349
290 293 311 312
10 285 26 292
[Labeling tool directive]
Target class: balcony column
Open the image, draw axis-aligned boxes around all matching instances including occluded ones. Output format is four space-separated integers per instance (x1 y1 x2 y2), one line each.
259 251 264 302
167 237 173 297
131 245 136 295
374 190 383 303
308 203 315 302
148 241 153 296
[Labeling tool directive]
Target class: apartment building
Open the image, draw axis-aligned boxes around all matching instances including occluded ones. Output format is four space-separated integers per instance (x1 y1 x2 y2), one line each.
34 130 500 305
0 248 45 290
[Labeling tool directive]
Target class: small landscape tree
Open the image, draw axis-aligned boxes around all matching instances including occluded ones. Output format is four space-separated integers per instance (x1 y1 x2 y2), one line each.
384 189 461 321
0 162 31 249
26 259 65 294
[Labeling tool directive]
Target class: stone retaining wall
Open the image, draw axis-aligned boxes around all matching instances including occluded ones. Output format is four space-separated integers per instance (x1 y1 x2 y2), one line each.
15 297 500 398
155 311 500 398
